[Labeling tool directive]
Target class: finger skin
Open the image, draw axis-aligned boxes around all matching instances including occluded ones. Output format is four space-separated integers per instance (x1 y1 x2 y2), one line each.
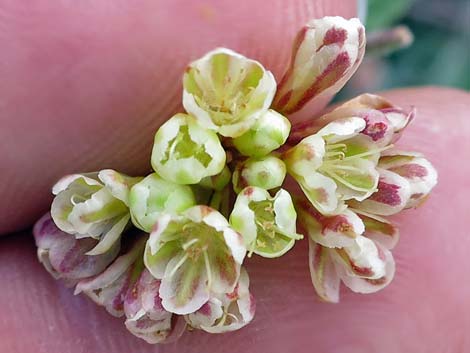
1 87 469 353
0 0 356 234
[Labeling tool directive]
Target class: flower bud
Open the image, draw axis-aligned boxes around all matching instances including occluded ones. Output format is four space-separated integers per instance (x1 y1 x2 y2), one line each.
273 17 365 115
183 48 276 137
332 238 395 294
33 213 120 281
232 155 286 193
199 165 232 191
378 151 438 208
230 187 301 258
124 269 187 344
185 268 255 333
129 173 196 232
74 236 146 317
232 109 291 157
330 236 386 280
151 113 226 184
51 170 141 255
308 235 395 302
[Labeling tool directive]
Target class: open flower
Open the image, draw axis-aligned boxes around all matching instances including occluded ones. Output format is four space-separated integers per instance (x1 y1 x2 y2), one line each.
151 113 226 185
33 213 120 281
308 236 395 302
129 173 196 232
74 236 146 317
230 187 301 258
185 268 255 333
273 17 365 115
183 48 277 137
284 116 383 215
144 206 246 315
297 199 395 302
124 269 187 344
51 170 141 255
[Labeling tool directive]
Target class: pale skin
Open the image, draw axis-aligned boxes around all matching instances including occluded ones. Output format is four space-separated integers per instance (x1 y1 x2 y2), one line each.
0 1 469 352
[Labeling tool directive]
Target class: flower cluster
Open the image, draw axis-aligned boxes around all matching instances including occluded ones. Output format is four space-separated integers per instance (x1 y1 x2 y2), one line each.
33 16 437 343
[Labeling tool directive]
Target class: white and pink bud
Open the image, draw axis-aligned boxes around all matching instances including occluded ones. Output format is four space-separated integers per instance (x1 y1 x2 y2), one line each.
185 268 255 333
33 213 120 281
74 237 146 317
123 269 186 344
273 17 365 115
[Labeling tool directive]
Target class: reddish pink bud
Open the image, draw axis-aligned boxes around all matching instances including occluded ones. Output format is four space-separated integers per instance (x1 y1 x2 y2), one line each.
273 17 365 115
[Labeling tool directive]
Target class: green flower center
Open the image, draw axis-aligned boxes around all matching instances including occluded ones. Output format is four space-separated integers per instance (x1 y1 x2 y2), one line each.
161 125 212 167
318 142 391 192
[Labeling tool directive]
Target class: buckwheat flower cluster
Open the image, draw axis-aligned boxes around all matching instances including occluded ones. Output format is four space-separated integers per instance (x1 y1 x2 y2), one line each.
33 16 437 344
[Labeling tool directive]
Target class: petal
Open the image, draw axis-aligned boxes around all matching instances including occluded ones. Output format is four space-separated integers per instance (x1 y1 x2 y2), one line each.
33 213 67 250
98 169 142 206
317 117 366 143
229 191 258 249
33 213 120 280
201 268 255 333
185 298 224 329
337 241 395 294
297 198 363 248
381 106 415 137
330 236 386 279
273 189 299 236
308 238 341 303
297 172 339 215
74 237 146 317
357 212 399 250
221 227 246 267
284 134 326 177
52 173 101 195
357 109 394 146
67 188 128 236
379 151 438 208
194 207 246 265
125 313 186 344
86 214 129 255
273 17 365 114
351 168 411 215
207 244 240 294
159 254 209 315
123 269 183 344
144 238 180 280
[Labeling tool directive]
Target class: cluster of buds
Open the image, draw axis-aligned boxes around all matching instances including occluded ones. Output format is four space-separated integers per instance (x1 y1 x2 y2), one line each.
33 16 437 344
